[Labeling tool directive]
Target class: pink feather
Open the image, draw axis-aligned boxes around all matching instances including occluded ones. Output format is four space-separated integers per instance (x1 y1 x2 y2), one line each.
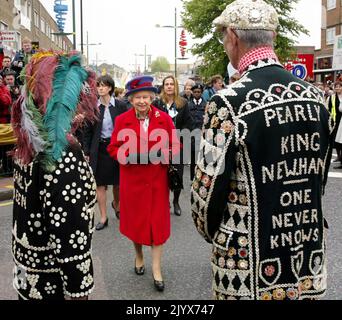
71 70 99 133
27 54 59 114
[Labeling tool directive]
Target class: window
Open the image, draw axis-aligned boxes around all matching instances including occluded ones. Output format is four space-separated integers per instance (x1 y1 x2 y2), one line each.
317 56 333 69
327 0 336 10
22 0 27 16
34 11 39 28
326 27 336 45
14 0 21 11
40 18 45 33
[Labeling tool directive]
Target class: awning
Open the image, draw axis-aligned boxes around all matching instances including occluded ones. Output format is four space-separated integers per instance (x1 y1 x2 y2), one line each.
314 69 335 73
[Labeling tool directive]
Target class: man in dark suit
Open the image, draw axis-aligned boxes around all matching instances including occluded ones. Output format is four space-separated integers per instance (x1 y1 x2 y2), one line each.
191 0 334 300
83 75 127 230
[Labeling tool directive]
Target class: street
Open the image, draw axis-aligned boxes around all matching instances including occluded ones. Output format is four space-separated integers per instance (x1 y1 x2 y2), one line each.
0 165 341 300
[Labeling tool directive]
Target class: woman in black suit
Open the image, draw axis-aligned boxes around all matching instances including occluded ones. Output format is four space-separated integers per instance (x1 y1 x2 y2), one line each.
84 75 127 230
152 75 193 216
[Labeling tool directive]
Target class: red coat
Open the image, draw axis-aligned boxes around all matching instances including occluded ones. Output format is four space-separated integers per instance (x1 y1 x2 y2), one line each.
0 84 12 124
107 106 180 246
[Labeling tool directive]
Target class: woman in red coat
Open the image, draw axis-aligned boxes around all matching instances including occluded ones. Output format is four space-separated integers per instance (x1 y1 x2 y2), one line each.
107 76 180 292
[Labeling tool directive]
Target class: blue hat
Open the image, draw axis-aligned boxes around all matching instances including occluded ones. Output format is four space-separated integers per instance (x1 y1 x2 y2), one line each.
125 76 158 97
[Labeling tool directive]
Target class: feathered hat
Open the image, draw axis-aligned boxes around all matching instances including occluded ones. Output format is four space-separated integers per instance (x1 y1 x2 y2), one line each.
12 51 99 171
125 76 158 97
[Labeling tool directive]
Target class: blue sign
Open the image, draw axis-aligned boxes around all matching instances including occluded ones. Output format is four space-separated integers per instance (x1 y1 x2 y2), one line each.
54 0 68 32
291 64 307 80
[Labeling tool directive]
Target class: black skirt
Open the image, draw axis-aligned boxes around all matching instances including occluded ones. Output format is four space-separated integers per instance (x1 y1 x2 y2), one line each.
95 141 119 187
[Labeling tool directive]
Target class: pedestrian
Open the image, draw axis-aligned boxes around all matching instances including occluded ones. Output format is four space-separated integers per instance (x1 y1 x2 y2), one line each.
0 74 12 124
114 87 126 101
0 55 13 78
11 51 99 300
12 37 35 84
3 70 20 103
107 75 180 292
191 0 333 300
84 75 127 230
152 75 193 216
181 79 195 102
327 82 342 165
227 62 240 84
189 83 206 181
202 75 224 103
0 74 13 175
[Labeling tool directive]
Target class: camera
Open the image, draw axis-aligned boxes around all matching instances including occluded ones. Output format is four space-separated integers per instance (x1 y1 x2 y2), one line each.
17 51 25 62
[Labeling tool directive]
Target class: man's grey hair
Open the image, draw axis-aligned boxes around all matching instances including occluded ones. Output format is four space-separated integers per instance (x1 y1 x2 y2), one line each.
184 79 195 89
234 29 275 49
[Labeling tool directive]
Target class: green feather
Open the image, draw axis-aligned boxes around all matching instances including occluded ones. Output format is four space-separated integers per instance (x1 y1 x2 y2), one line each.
44 54 88 163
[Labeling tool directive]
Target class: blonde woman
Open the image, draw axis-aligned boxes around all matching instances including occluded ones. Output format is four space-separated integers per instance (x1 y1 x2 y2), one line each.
152 75 193 216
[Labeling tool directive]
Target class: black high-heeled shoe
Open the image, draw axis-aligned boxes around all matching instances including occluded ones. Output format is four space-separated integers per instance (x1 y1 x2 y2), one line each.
134 259 145 276
96 218 108 231
112 201 120 220
153 277 165 292
173 202 182 216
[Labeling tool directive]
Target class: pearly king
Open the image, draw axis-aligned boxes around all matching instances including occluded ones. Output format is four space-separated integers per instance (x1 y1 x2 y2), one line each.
191 0 334 300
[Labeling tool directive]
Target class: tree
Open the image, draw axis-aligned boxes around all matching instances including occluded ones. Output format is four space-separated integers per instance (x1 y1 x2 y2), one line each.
182 0 308 79
150 56 171 73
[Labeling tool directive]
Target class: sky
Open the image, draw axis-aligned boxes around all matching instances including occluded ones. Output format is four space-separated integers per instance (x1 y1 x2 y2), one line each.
40 0 322 71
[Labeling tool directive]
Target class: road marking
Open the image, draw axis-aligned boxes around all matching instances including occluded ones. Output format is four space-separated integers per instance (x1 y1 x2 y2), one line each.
329 172 342 179
0 201 13 207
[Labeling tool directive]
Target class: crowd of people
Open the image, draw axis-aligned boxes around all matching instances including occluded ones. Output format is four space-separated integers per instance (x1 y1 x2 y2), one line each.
2 0 339 301
0 37 35 176
312 80 342 168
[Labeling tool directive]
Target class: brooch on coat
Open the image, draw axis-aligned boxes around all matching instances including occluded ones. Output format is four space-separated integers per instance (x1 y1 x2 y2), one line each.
155 111 161 118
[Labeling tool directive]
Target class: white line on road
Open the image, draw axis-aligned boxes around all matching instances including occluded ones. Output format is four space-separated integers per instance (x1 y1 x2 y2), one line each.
329 172 342 179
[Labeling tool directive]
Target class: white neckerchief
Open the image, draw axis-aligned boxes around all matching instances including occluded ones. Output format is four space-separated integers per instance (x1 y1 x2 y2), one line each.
193 98 203 105
167 103 178 119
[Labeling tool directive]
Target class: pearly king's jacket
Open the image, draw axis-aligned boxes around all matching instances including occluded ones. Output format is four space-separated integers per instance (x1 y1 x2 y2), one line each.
191 58 334 300
12 144 97 300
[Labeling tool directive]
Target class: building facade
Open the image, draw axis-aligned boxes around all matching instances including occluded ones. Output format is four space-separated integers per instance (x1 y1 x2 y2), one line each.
315 0 342 83
0 0 73 58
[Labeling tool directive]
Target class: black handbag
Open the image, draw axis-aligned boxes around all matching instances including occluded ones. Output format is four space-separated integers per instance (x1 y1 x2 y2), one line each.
168 164 183 191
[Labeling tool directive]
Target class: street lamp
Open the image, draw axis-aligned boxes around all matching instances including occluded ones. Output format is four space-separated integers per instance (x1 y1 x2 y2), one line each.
80 0 84 54
71 0 76 49
79 31 101 66
135 45 152 73
92 54 106 75
156 7 183 78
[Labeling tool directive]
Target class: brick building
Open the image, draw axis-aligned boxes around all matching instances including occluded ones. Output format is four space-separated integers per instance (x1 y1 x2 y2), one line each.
0 0 73 58
315 0 342 83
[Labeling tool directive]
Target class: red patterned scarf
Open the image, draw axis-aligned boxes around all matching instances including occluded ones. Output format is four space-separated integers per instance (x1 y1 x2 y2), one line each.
238 46 279 75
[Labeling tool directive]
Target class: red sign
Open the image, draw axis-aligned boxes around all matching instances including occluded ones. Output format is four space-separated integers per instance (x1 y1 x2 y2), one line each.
0 31 17 42
179 30 187 58
284 54 314 80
